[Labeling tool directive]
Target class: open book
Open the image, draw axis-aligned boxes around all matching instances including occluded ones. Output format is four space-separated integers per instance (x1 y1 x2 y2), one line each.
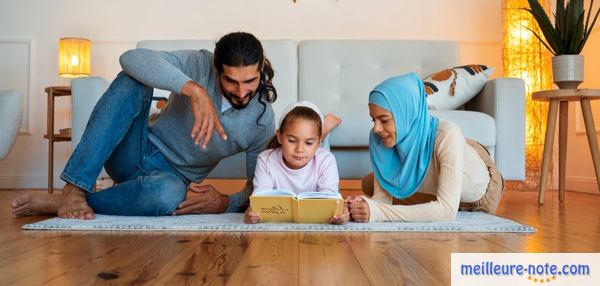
249 189 344 223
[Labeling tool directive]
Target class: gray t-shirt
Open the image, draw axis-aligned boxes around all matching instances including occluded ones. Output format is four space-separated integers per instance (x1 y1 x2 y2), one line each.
119 48 275 212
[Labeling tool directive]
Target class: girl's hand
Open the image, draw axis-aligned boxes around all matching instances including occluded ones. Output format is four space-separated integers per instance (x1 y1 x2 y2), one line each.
330 203 350 225
347 196 370 223
244 207 262 224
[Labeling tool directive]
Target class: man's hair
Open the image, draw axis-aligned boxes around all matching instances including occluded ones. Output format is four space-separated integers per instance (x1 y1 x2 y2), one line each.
266 106 323 149
214 32 277 125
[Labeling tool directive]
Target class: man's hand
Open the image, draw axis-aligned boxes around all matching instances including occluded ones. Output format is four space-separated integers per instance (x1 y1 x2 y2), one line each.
180 81 228 149
347 195 370 223
172 183 229 215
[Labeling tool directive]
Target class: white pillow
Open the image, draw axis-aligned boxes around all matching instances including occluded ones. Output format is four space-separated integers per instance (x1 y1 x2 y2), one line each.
424 65 494 110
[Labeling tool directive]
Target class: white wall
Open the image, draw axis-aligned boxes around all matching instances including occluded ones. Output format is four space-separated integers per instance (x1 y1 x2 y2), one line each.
565 26 600 194
0 0 504 189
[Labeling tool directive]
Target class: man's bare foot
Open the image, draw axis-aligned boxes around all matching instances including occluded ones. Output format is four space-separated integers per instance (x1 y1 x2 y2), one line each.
11 192 61 217
322 113 342 137
57 184 95 220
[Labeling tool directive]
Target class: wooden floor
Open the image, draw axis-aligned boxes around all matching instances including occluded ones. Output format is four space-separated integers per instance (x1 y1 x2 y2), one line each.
1 187 599 285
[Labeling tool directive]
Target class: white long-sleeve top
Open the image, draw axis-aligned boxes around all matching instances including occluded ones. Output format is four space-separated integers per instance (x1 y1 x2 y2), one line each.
364 120 490 222
252 147 340 195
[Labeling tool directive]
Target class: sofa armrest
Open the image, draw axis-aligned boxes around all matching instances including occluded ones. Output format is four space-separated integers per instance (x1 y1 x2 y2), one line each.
71 77 109 149
0 90 22 160
466 77 525 180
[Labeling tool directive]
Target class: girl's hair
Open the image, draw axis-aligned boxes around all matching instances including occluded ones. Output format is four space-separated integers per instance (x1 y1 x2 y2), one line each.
214 32 276 126
267 106 323 149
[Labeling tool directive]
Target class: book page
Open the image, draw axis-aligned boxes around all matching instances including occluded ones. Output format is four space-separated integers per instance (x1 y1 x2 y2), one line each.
296 192 342 200
252 188 296 197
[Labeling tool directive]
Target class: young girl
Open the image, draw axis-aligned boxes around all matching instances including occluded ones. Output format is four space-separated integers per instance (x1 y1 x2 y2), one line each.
244 101 349 224
347 73 504 222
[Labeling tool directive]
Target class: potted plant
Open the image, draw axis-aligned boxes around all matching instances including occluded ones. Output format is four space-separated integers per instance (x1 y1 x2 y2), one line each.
525 0 600 89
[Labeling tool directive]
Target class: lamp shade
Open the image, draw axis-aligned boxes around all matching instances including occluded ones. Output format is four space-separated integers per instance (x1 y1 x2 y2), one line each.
58 37 91 78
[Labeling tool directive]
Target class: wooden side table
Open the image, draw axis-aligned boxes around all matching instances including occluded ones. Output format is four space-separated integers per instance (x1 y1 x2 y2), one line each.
533 89 600 204
44 86 71 194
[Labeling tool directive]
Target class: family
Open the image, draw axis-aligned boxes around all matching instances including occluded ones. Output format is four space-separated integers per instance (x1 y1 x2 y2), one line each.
11 32 504 224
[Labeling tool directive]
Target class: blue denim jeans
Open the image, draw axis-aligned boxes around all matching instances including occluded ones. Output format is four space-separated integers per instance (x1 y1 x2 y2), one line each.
60 72 188 216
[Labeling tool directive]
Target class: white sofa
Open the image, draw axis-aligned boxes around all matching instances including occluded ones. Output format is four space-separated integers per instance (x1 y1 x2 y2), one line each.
72 39 525 181
0 89 22 160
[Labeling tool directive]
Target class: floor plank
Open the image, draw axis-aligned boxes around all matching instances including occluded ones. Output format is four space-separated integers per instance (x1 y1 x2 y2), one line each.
298 233 370 285
226 233 299 285
1 187 600 285
345 232 445 285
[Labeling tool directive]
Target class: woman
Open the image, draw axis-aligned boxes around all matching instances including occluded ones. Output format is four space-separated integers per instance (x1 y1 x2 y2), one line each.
347 73 503 222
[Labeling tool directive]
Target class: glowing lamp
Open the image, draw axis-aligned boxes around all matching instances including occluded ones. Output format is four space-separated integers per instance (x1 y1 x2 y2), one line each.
58 37 91 78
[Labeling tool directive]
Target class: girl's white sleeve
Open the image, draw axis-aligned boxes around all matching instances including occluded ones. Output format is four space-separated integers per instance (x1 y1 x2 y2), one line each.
316 150 340 193
252 152 276 194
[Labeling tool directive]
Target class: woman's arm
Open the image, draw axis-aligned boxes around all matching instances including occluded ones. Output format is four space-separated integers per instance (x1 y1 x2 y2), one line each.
361 124 464 222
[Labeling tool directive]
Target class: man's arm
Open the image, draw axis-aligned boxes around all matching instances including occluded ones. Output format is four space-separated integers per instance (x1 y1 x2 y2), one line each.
120 48 226 147
172 114 274 215
180 81 227 147
119 48 208 94
225 116 275 213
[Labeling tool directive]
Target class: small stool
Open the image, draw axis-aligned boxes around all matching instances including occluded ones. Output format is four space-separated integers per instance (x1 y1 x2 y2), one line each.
533 89 600 204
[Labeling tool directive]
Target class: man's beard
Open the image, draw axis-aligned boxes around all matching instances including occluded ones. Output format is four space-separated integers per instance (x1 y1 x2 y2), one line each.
224 91 256 109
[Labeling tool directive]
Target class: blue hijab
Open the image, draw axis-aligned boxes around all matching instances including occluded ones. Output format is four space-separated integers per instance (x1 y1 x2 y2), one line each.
369 73 439 199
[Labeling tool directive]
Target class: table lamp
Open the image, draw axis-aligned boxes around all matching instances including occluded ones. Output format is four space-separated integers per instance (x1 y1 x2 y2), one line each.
58 37 91 78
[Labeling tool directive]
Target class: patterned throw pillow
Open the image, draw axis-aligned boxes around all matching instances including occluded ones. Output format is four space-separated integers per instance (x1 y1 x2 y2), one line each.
423 65 494 110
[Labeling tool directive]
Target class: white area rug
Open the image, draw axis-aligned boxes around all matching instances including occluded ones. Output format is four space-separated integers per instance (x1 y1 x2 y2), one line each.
23 212 535 233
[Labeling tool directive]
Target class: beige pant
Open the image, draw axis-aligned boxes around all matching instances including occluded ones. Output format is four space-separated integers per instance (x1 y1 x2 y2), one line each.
361 139 504 214
458 139 504 214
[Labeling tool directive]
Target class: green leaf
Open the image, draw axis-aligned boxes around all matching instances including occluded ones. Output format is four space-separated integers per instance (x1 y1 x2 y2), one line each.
569 14 585 53
581 1 600 52
556 0 566 29
584 0 594 32
556 0 566 41
564 0 583 52
525 1 562 54
527 0 599 55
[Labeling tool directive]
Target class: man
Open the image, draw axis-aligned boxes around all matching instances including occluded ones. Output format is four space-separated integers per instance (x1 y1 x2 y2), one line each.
11 32 276 219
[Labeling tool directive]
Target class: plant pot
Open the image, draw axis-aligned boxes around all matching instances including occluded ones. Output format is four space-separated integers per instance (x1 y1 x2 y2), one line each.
552 55 584 89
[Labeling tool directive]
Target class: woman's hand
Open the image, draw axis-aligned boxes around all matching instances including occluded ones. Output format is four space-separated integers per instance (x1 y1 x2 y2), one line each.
180 81 228 149
329 203 350 225
347 196 370 222
244 207 262 224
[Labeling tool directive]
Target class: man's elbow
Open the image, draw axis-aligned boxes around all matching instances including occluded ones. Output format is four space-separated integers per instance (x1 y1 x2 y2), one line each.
119 48 142 70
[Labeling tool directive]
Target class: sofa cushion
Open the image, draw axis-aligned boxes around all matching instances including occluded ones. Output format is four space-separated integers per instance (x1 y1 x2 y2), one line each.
328 113 372 147
429 110 495 148
424 65 493 110
298 40 458 117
